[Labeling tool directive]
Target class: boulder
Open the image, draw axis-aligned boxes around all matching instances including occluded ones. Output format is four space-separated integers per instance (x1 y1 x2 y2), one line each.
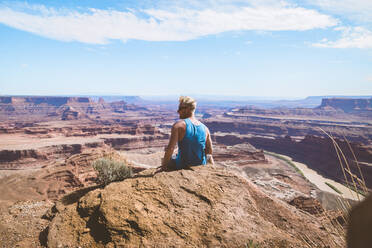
288 196 324 215
47 166 342 247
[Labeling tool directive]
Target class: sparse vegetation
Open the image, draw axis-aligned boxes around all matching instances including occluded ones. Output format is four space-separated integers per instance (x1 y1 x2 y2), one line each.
264 133 369 248
92 157 132 185
264 151 304 177
316 128 370 248
245 240 261 248
319 128 368 200
325 182 342 194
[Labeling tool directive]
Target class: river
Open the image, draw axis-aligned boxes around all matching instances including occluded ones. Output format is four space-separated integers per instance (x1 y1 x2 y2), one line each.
276 154 364 201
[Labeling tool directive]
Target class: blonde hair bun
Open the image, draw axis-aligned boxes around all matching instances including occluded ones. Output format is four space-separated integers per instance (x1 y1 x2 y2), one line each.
179 96 197 110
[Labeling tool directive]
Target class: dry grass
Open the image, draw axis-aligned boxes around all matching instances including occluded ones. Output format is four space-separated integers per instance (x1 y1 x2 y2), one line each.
316 128 369 247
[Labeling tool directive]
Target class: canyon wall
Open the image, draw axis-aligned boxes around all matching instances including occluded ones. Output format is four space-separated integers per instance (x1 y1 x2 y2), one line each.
319 98 372 112
0 96 92 106
0 96 148 121
214 133 372 189
205 119 372 144
318 98 372 119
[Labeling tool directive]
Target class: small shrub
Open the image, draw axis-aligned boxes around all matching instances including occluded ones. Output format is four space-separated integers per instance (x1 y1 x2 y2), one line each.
92 158 132 185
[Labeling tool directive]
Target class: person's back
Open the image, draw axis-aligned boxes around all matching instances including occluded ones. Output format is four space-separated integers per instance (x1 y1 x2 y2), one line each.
175 118 207 169
161 96 213 170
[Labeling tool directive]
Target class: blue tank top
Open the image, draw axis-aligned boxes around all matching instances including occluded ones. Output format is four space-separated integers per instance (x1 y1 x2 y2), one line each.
175 118 207 169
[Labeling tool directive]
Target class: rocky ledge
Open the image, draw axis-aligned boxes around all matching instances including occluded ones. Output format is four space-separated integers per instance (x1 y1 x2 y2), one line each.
46 166 342 247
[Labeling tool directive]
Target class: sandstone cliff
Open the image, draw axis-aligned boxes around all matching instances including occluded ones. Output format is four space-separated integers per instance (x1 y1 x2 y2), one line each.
0 96 147 121
47 166 342 247
319 98 372 112
0 96 92 106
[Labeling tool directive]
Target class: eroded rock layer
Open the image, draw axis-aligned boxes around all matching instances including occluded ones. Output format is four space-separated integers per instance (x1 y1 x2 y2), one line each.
213 133 372 189
319 98 372 113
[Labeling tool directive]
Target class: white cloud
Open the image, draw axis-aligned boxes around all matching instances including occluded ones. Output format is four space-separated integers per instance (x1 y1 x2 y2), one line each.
308 0 372 23
313 26 372 48
367 76 372 82
0 3 338 44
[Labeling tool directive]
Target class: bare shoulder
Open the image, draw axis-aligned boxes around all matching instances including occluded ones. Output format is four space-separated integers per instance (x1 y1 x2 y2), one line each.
173 120 186 129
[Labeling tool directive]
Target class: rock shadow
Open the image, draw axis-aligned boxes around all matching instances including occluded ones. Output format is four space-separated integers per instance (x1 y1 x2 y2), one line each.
61 185 103 205
38 226 49 247
86 211 112 244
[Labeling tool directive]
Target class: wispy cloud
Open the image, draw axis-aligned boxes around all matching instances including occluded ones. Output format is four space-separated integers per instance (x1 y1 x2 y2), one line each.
0 3 338 44
313 26 372 49
367 75 372 82
308 0 372 23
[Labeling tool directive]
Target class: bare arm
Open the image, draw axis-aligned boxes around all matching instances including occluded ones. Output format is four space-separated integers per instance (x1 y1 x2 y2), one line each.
205 127 213 154
205 127 214 164
162 123 179 167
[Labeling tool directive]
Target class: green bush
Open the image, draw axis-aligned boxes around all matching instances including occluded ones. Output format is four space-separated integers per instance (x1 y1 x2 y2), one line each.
92 158 132 185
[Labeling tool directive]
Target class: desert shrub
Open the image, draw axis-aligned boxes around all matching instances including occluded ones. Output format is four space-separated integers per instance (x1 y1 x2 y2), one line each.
92 158 132 185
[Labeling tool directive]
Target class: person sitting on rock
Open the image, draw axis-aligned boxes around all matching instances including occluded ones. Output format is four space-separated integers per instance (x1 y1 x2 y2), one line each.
161 96 214 170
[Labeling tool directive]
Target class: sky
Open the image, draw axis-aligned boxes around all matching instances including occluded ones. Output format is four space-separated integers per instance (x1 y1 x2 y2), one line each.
0 0 371 98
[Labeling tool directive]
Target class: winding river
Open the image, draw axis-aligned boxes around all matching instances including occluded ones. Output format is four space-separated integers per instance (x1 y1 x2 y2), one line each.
277 154 364 201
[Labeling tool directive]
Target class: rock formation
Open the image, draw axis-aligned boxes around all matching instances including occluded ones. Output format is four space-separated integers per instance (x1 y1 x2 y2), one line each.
319 98 372 113
0 96 148 121
61 106 82 120
206 118 372 144
0 96 92 106
288 196 324 215
247 135 372 189
46 166 342 247
0 149 46 162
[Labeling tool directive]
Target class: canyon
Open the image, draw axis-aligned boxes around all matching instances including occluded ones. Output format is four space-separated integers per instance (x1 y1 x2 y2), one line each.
0 95 371 247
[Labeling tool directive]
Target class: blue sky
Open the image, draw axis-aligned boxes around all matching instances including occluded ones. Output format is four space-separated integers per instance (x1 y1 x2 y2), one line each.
0 0 371 98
